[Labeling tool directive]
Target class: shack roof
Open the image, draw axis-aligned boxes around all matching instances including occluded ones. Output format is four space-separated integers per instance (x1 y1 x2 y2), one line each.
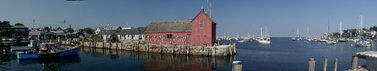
144 20 192 33
354 51 377 58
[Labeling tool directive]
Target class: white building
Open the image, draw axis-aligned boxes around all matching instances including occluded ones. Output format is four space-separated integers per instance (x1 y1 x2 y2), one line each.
98 29 144 43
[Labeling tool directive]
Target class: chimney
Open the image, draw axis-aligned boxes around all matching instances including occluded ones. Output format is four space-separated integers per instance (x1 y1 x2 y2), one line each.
201 7 205 12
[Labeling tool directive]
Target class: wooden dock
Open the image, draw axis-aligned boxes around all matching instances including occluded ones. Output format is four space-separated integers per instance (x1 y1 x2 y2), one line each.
346 51 377 71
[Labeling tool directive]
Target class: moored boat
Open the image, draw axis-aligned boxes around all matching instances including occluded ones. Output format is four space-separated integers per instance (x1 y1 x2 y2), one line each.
355 15 371 47
257 38 271 44
17 40 80 59
326 40 337 45
257 27 271 44
337 39 347 42
17 46 80 59
237 39 248 43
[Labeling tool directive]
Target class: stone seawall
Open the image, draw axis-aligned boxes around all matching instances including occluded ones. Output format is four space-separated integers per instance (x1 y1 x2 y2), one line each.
74 41 236 56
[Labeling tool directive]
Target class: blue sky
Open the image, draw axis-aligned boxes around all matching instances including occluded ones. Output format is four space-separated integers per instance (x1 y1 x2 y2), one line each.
1 0 377 37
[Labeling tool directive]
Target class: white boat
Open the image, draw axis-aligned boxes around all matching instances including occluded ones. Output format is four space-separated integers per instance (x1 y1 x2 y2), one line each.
257 27 271 44
291 37 296 41
355 15 371 47
291 30 296 41
320 39 328 42
305 37 314 42
305 27 313 41
326 40 337 45
257 38 271 44
356 40 371 47
296 28 303 40
337 21 347 42
348 39 357 43
237 38 248 43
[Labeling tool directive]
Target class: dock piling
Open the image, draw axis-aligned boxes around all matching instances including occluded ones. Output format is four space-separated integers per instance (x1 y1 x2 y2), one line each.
308 58 315 71
334 58 338 71
323 58 327 71
351 56 358 69
232 61 242 71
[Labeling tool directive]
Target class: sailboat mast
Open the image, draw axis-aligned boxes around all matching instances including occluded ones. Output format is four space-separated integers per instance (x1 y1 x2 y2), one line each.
307 26 309 38
260 27 263 38
327 15 330 34
296 28 300 37
292 30 295 38
339 21 343 38
360 15 363 38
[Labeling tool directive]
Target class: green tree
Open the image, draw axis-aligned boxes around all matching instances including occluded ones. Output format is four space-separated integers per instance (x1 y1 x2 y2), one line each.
65 28 74 33
84 27 94 34
362 28 368 31
328 32 340 38
14 23 24 26
370 26 377 31
0 29 8 37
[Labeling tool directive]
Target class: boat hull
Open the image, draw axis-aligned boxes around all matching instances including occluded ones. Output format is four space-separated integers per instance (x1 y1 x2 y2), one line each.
17 46 80 59
257 40 271 44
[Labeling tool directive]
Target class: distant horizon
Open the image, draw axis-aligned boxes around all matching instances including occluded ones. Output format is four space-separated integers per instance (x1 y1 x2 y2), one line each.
1 0 377 37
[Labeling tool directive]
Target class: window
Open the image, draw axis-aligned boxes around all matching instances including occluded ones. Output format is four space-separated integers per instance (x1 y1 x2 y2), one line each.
166 34 173 38
199 21 204 28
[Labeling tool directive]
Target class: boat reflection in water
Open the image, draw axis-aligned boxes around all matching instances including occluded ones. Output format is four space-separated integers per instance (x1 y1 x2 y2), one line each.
82 47 236 71
17 54 81 65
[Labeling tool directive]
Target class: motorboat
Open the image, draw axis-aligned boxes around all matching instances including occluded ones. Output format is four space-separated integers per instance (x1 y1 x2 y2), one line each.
17 40 80 59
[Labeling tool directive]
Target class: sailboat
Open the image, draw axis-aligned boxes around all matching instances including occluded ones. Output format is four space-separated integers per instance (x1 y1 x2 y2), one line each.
326 38 337 45
291 31 296 41
355 15 371 47
338 21 347 42
305 27 313 41
326 15 337 45
257 27 271 44
296 28 303 40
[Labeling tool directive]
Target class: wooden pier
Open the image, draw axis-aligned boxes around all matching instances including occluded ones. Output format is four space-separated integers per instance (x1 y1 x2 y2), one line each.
345 51 377 71
66 41 237 56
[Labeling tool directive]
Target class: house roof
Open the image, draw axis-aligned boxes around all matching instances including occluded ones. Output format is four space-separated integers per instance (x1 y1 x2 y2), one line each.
29 30 41 36
52 30 65 35
117 29 144 35
98 30 117 35
144 20 192 33
101 26 121 31
98 29 144 35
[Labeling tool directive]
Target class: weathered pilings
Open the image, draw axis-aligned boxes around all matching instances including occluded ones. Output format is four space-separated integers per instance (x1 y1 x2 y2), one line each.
232 43 236 54
308 58 315 71
351 56 358 69
78 41 236 56
334 58 338 71
232 61 242 71
307 58 339 71
323 58 327 71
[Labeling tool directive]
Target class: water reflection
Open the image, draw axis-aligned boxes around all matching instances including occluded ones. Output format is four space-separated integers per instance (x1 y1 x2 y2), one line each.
0 46 81 71
19 55 80 71
0 47 12 70
17 55 80 65
82 47 236 71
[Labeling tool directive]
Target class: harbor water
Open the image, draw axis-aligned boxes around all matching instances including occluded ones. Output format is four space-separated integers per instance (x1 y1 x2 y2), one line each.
1 37 376 71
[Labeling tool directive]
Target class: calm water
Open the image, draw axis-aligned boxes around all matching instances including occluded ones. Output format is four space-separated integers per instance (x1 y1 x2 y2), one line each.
1 37 376 71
